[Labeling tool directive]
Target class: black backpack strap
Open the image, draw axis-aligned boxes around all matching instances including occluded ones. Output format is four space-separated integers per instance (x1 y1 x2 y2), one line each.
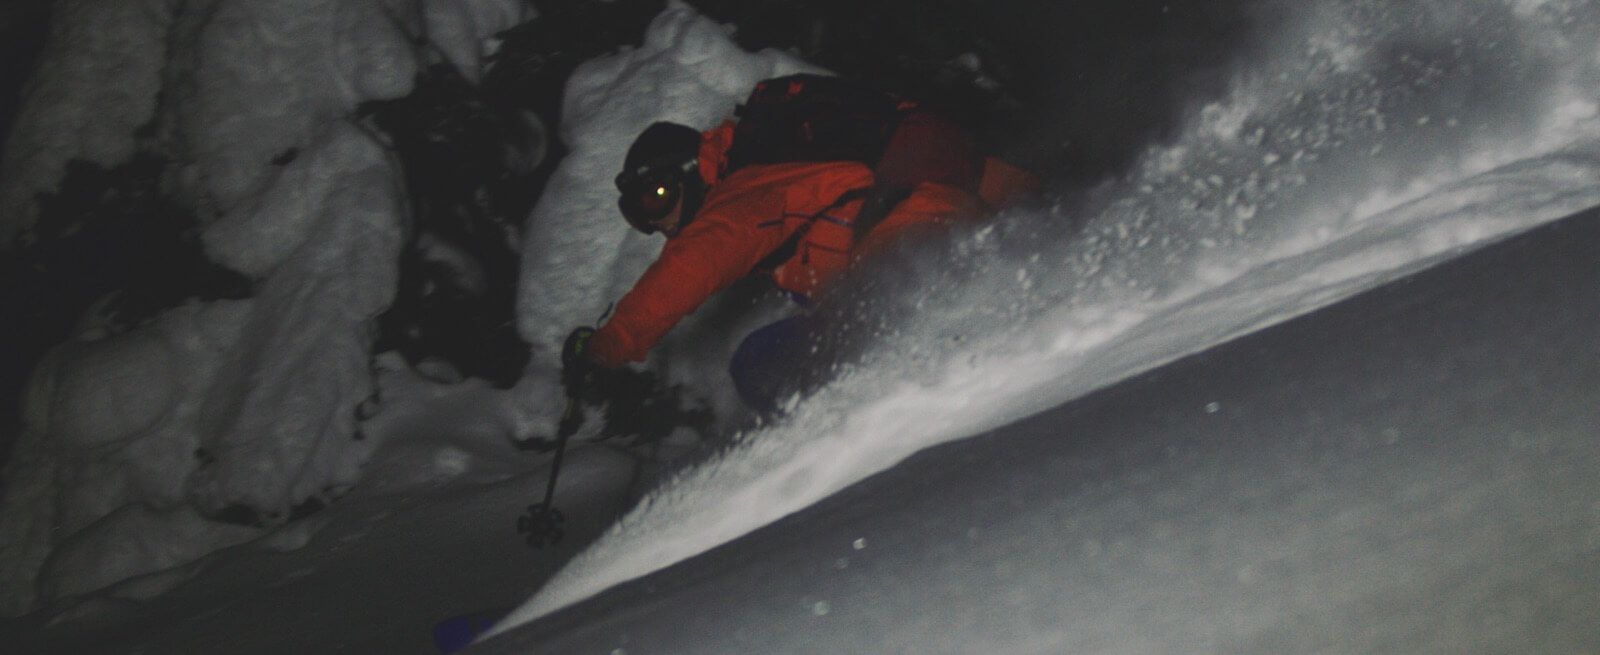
850 184 913 241
754 187 873 273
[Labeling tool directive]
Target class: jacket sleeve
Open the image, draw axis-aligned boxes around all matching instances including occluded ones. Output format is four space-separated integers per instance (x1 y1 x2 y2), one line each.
588 195 786 367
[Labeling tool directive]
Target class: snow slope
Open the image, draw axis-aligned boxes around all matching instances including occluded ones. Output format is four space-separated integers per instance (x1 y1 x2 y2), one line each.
489 0 1600 633
1 0 1597 649
479 203 1600 653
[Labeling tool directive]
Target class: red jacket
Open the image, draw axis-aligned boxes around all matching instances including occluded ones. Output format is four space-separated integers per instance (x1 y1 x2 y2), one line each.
588 121 1032 367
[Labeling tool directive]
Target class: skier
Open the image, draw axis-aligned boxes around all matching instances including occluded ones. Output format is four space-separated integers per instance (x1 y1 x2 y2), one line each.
561 74 1037 415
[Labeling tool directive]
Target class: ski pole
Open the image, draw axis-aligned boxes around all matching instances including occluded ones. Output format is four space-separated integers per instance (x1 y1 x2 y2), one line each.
542 393 582 506
517 380 584 548
517 322 607 548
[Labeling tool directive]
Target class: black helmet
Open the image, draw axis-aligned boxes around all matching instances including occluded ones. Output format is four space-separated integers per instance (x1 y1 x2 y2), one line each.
615 122 705 234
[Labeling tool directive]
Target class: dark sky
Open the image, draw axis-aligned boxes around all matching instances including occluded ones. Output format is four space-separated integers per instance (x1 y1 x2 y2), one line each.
0 0 1270 189
690 0 1269 186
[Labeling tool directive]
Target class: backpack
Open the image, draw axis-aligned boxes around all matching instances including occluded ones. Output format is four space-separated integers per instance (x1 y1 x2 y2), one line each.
729 75 982 275
723 74 918 175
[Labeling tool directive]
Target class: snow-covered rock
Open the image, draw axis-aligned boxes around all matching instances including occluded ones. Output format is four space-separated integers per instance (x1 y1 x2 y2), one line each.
423 0 528 83
174 0 416 216
0 0 525 618
36 504 259 604
0 0 172 245
187 128 404 518
22 331 177 451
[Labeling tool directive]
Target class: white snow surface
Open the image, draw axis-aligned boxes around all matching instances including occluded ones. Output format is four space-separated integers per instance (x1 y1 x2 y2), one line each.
0 0 526 618
0 0 171 246
423 0 530 84
491 0 1600 632
0 0 1598 647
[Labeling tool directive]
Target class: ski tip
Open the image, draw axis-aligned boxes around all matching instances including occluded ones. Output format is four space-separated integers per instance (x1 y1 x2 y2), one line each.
432 609 507 653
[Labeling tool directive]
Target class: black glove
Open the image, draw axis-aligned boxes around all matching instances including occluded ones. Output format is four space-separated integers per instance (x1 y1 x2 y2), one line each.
560 327 604 401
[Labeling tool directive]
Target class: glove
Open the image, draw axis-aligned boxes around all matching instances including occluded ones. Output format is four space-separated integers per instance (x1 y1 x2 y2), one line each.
560 327 604 401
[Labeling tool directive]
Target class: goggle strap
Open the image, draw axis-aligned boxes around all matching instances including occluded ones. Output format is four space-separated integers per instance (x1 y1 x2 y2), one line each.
617 155 699 190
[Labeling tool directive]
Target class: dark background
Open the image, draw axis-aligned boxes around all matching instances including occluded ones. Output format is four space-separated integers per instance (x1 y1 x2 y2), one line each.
0 0 51 160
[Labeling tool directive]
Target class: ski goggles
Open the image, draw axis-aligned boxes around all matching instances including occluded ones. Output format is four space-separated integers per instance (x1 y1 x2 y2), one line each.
615 158 697 234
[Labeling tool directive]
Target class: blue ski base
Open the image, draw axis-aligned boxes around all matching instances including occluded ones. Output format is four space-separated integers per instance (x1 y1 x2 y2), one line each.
432 609 508 653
